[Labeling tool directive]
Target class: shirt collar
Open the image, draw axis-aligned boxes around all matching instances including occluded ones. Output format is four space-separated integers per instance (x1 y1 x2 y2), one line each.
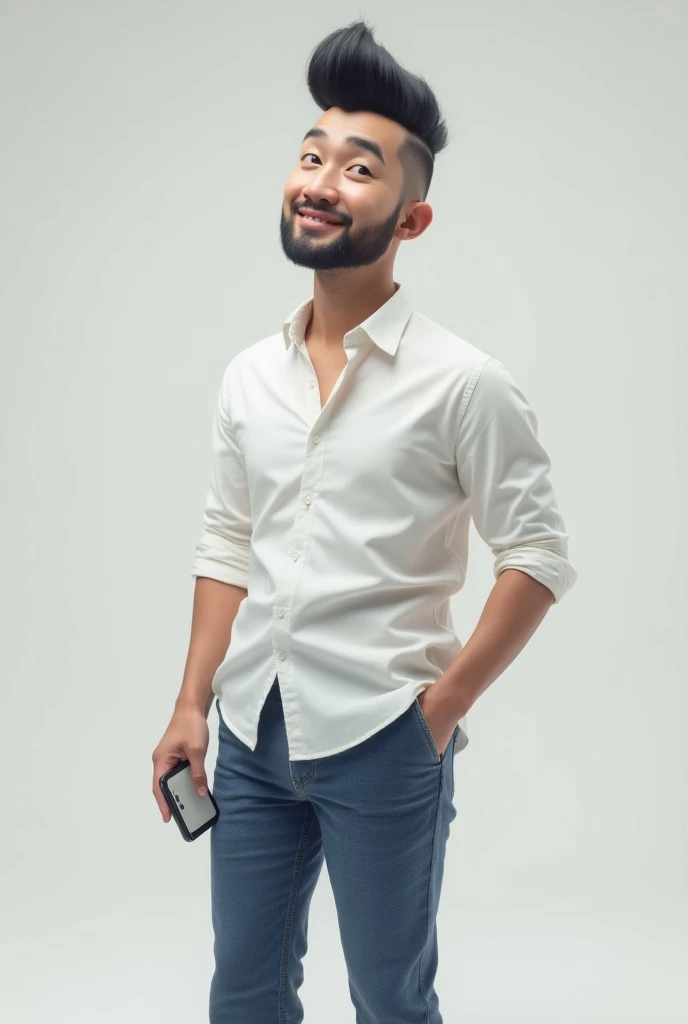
282 281 414 357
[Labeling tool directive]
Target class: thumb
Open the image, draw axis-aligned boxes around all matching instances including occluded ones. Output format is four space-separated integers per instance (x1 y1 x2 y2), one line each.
186 748 208 796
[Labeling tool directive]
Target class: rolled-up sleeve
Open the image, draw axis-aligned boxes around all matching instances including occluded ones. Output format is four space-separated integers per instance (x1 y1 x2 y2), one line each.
455 357 577 603
190 367 252 589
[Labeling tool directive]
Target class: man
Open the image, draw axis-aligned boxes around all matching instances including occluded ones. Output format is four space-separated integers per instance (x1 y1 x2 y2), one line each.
152 19 577 1023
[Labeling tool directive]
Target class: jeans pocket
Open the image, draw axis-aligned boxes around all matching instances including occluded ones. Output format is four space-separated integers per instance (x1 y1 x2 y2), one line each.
412 698 443 764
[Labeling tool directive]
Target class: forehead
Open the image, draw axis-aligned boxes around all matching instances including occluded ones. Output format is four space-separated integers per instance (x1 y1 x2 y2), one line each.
307 107 405 163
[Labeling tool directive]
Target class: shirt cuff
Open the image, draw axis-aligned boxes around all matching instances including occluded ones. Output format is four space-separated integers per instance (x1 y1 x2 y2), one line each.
494 542 578 604
191 530 250 589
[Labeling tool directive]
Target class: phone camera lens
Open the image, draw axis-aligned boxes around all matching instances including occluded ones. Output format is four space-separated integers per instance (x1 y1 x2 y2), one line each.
175 795 180 802
179 803 185 809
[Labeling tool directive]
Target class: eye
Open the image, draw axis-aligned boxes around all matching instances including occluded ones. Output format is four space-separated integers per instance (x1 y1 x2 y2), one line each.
301 153 372 177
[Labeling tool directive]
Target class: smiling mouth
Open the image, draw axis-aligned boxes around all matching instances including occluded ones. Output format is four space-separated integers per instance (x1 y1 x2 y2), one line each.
297 211 344 229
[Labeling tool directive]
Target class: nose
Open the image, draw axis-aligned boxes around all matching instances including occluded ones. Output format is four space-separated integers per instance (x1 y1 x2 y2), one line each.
300 175 340 211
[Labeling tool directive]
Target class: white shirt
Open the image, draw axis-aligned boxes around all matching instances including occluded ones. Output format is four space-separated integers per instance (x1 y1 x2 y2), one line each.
191 282 577 760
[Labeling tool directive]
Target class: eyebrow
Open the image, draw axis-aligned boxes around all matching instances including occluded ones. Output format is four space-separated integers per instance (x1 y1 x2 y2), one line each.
301 127 386 167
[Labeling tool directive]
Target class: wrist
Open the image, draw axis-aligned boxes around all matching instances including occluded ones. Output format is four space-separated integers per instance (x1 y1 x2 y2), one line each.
174 693 212 718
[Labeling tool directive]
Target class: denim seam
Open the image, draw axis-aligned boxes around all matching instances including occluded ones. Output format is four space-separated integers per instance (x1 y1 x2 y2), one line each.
412 699 443 764
278 806 318 1024
418 757 443 1022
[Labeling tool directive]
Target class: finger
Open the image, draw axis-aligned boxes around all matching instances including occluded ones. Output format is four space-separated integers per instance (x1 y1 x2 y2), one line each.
153 780 171 821
152 760 173 822
186 746 209 796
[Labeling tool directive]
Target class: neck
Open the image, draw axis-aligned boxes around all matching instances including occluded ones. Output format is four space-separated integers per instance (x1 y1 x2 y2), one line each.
305 269 398 350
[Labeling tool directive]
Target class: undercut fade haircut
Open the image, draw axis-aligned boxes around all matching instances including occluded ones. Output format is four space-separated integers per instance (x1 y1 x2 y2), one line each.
305 20 450 202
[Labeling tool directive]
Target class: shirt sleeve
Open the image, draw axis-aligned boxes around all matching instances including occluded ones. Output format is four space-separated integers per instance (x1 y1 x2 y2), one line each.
455 357 577 603
190 367 252 589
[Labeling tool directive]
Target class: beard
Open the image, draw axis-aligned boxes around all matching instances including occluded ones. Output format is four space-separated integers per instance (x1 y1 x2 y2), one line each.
279 198 404 270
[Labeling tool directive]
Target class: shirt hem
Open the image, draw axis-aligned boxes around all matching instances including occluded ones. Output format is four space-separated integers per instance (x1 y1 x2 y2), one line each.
216 695 469 760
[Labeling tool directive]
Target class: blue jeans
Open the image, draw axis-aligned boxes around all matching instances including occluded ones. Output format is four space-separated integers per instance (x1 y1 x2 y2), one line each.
209 676 459 1023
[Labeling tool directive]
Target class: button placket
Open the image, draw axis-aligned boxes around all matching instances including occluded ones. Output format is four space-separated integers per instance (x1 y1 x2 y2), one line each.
273 395 326 698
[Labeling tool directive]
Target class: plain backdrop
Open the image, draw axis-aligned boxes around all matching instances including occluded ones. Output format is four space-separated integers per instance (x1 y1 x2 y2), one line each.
2 2 686 1022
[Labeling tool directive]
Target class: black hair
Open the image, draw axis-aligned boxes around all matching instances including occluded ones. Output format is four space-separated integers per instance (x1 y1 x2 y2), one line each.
305 19 450 202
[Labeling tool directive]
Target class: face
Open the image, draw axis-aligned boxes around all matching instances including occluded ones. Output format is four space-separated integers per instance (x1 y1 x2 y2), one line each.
280 108 421 271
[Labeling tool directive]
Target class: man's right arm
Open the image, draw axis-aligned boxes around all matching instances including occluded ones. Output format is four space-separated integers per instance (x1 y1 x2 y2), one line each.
151 577 247 820
152 363 252 821
175 576 248 718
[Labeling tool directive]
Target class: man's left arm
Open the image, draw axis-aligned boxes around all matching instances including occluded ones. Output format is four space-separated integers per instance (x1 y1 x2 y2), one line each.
429 357 578 732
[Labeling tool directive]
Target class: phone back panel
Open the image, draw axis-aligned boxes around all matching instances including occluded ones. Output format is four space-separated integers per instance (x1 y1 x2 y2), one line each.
166 765 217 835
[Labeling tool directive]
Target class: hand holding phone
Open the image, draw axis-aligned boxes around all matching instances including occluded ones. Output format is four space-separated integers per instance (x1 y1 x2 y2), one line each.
159 759 219 841
152 707 217 840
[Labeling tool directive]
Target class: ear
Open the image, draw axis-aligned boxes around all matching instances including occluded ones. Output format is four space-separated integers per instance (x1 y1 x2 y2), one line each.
397 202 433 242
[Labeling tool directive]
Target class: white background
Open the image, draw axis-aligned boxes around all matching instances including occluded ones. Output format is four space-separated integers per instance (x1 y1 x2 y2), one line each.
2 1 686 1021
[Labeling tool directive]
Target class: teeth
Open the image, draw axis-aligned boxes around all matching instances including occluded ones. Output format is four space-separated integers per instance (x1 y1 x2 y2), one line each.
301 213 336 225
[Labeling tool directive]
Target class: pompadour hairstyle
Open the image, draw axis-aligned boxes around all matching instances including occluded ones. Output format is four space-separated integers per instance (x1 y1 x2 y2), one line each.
305 20 450 202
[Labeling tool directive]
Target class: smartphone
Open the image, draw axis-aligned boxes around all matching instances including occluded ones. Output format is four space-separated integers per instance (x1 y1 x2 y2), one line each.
159 760 219 842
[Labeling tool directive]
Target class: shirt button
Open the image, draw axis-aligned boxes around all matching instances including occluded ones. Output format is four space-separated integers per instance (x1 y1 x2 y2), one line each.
309 381 315 388
313 436 320 444
278 608 285 617
304 495 311 505
292 552 299 561
278 651 286 660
